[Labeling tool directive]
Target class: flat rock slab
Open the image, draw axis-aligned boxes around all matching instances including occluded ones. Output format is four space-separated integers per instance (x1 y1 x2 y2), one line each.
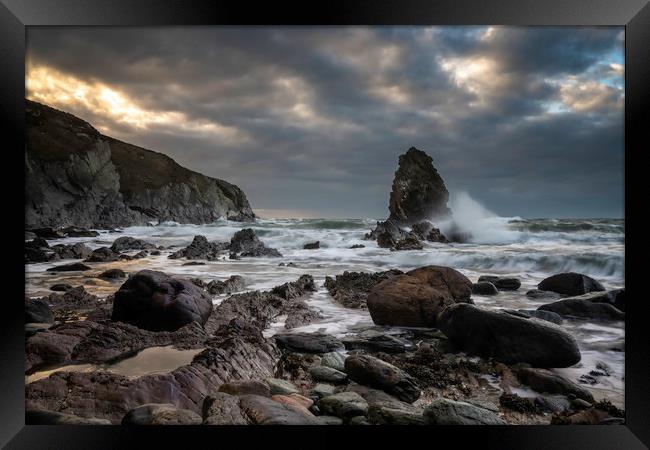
274 332 344 353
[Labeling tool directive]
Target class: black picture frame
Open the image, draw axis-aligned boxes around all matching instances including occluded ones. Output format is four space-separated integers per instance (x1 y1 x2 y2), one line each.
1 0 647 448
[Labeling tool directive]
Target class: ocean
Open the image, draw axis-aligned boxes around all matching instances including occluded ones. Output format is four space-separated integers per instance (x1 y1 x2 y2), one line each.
25 215 625 407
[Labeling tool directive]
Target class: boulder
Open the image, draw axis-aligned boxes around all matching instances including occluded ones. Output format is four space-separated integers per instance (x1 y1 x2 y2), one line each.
309 366 348 383
46 262 91 272
344 354 420 403
168 235 229 260
239 394 320 425
320 352 346 372
274 332 344 353
230 228 282 257
310 383 337 399
318 391 369 419
538 298 624 321
349 244 365 249
60 226 100 237
303 241 320 249
517 368 594 402
472 282 499 296
367 265 472 327
111 236 155 252
424 398 506 425
202 392 250 425
364 219 412 246
342 331 415 354
367 405 427 425
218 380 271 397
27 227 65 239
266 378 300 396
84 247 121 262
516 309 563 325
50 242 92 260
392 235 424 251
111 270 213 331
25 298 54 323
388 147 451 224
98 268 126 279
206 275 246 295
478 275 521 291
538 272 605 296
438 303 581 367
121 403 202 425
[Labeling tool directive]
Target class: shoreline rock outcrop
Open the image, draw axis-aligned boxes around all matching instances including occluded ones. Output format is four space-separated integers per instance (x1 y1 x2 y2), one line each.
26 100 255 229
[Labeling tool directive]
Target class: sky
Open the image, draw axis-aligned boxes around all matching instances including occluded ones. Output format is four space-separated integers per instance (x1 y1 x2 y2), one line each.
26 26 624 219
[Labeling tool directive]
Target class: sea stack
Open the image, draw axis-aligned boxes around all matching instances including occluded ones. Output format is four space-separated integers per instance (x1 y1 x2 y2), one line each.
388 147 451 225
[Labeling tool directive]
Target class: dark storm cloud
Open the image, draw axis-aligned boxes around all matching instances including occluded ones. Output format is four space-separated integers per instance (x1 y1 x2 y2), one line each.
26 26 624 218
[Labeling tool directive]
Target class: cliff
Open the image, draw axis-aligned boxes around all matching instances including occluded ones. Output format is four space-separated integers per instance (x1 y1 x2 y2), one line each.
25 100 255 229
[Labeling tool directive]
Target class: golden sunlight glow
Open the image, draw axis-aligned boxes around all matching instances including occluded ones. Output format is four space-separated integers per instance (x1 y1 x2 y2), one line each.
440 56 507 106
26 65 249 143
558 78 623 113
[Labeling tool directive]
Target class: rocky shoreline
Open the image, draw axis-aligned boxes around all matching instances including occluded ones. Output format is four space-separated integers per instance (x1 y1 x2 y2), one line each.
24 228 625 426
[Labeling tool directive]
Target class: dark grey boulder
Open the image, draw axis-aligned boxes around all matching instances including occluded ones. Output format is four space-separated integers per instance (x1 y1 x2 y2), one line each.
303 241 320 249
111 236 155 252
424 398 506 425
478 275 521 291
230 229 282 257
516 309 563 325
168 235 229 260
46 262 91 272
318 391 369 419
309 366 348 383
121 403 202 425
538 298 624 321
472 282 499 295
344 354 420 403
50 283 73 292
274 332 344 353
526 289 562 300
112 270 213 331
98 268 126 279
25 298 54 323
538 272 605 296
517 367 594 402
84 247 121 262
438 303 581 367
206 275 245 295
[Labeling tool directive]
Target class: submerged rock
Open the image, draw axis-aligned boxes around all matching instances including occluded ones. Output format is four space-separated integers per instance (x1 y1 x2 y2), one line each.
388 147 451 224
526 289 562 300
367 265 472 327
438 303 581 367
112 270 213 331
50 283 73 292
98 268 126 279
303 241 320 249
538 272 605 296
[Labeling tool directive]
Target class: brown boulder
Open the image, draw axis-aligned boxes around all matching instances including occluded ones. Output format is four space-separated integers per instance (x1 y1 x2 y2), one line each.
367 265 472 327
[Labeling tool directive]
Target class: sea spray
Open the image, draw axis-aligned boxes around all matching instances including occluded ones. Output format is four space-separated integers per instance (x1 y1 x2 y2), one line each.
436 192 522 244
